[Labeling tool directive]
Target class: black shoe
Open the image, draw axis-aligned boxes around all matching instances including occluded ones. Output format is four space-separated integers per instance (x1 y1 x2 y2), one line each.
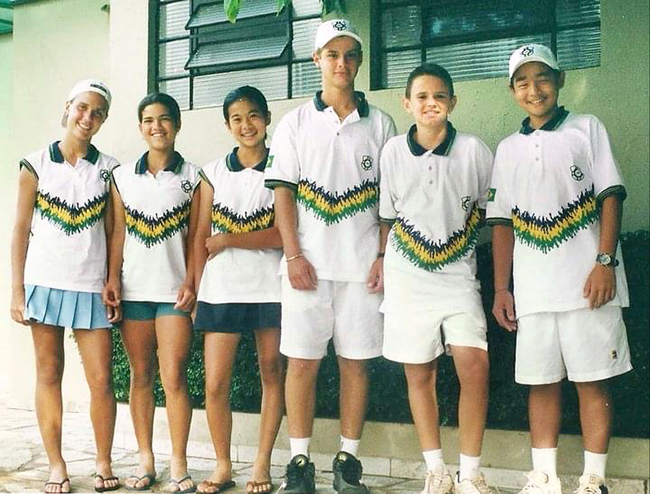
332 451 369 493
278 454 315 494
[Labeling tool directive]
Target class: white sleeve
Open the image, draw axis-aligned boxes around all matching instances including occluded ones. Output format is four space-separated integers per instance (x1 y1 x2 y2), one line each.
486 142 512 225
265 114 300 191
589 117 627 202
379 141 398 223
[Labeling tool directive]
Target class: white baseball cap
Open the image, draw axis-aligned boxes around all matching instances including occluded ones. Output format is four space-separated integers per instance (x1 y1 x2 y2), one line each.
67 79 112 109
508 44 560 80
314 19 362 51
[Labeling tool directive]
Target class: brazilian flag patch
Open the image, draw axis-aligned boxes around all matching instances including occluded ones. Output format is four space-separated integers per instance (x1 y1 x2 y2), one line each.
487 188 496 202
266 155 274 169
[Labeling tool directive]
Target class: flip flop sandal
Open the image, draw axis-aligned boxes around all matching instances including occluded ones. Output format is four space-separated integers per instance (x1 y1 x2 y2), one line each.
167 475 197 493
125 473 156 491
246 479 274 494
196 479 236 494
43 478 70 493
94 474 120 493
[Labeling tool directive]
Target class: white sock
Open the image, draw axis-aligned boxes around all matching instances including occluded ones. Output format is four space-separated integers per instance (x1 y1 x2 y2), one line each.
583 451 607 478
289 437 311 458
459 453 481 481
422 449 445 472
532 447 558 481
340 436 361 457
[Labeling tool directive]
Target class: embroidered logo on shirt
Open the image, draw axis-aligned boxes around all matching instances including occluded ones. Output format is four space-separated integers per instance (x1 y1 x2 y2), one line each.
610 350 618 360
390 203 481 272
570 165 584 182
100 169 111 183
488 188 496 202
211 204 274 233
35 191 108 235
360 155 373 171
181 180 193 193
125 201 191 248
296 179 378 225
266 155 274 169
511 189 598 253
461 196 472 212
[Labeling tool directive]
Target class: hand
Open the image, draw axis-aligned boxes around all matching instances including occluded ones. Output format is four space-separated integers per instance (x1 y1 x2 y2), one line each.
492 289 517 332
367 258 384 293
287 256 318 290
10 288 28 325
206 233 230 260
102 279 121 324
583 264 616 309
175 283 196 312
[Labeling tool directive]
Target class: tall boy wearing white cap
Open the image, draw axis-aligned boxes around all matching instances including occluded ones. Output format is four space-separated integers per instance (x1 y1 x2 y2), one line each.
265 19 396 494
487 44 632 494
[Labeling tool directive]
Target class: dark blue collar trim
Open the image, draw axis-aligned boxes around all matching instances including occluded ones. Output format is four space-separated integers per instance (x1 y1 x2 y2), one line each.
49 141 100 164
406 122 457 157
520 106 569 135
226 147 269 172
312 91 370 118
135 151 185 174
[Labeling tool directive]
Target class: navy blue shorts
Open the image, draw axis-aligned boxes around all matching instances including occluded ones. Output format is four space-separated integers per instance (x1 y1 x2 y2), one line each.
193 302 281 333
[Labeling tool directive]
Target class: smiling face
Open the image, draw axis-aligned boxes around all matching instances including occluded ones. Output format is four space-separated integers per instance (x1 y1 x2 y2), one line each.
313 36 362 91
225 98 270 151
139 102 180 152
403 74 457 129
64 91 108 142
511 61 565 128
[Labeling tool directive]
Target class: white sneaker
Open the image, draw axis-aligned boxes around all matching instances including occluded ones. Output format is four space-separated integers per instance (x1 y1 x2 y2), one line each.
455 472 492 494
518 470 562 494
421 464 455 494
574 474 608 494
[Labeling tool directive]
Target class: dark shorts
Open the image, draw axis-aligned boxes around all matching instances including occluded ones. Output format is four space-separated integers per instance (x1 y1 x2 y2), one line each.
193 302 281 333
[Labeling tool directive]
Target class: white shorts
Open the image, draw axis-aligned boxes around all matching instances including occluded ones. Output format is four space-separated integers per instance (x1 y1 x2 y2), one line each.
279 277 383 360
383 311 487 364
516 306 632 385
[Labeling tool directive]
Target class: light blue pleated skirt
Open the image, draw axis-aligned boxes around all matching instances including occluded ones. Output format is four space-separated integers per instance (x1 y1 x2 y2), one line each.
24 284 110 329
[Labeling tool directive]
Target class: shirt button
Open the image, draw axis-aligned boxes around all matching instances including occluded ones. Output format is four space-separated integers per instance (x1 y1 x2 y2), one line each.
428 166 432 171
429 180 433 184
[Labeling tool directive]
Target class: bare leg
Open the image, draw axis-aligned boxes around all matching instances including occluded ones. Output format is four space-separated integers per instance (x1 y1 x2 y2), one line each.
31 323 70 493
201 332 240 488
450 346 489 456
285 357 320 439
74 328 118 491
250 328 284 491
529 382 562 448
337 356 369 441
120 319 158 489
156 315 194 492
404 361 441 451
575 380 611 454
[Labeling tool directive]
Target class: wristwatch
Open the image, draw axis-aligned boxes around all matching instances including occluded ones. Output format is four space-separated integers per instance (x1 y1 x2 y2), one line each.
596 253 619 267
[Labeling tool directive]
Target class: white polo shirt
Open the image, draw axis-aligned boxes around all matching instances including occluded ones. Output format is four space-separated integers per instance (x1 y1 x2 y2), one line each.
197 150 282 304
486 108 629 317
379 124 493 313
265 91 397 282
112 152 200 303
21 142 118 292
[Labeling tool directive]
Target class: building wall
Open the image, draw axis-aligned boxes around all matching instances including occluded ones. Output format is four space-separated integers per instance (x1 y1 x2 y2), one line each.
2 0 648 408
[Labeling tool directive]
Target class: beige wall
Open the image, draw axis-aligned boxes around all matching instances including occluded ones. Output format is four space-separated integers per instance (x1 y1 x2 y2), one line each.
2 0 648 407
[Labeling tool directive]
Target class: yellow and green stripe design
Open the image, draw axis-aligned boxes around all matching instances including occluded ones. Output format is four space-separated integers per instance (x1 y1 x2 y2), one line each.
296 179 378 225
512 189 598 253
391 203 481 272
125 201 190 248
35 190 107 235
211 204 274 234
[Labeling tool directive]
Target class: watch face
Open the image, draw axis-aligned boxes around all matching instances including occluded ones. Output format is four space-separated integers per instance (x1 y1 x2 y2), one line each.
597 253 612 265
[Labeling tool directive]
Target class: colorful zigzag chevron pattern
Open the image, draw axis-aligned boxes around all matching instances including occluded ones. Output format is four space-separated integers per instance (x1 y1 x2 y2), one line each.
296 179 378 225
35 190 107 236
125 201 190 248
391 203 481 271
512 189 598 253
211 204 274 234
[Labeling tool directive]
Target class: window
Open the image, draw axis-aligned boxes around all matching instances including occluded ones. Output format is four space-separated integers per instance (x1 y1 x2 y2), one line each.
372 0 601 89
152 0 324 109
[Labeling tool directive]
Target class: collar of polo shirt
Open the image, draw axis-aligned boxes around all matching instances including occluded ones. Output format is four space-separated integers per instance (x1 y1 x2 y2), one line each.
406 122 457 157
49 141 100 164
520 106 569 135
312 90 370 118
226 147 269 172
135 151 185 174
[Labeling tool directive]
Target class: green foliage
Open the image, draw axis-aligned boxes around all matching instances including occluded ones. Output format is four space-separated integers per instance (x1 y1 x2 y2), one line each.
111 230 649 437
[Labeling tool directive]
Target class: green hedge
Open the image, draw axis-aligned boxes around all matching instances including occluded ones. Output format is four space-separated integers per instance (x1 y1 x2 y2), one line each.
111 230 649 438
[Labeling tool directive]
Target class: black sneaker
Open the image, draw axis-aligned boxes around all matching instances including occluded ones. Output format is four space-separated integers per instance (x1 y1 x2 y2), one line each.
332 451 369 493
278 454 316 494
